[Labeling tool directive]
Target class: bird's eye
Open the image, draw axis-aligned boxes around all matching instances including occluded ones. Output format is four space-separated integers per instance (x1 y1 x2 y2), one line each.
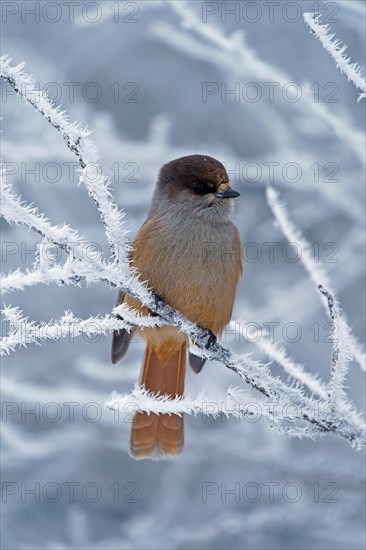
192 182 204 192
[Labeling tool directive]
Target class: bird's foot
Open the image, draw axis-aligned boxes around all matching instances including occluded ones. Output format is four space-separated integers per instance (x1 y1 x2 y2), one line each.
205 331 217 349
152 292 165 311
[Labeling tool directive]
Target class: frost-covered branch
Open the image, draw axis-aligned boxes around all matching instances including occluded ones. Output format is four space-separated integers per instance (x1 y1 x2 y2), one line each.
2 264 88 294
232 321 328 400
266 187 332 290
304 13 366 101
187 342 364 448
0 303 168 356
266 186 365 410
0 54 130 265
318 284 357 405
266 186 366 384
105 383 343 441
0 306 132 355
230 319 363 433
106 385 325 441
106 385 275 421
162 1 365 164
113 303 165 328
1 172 101 262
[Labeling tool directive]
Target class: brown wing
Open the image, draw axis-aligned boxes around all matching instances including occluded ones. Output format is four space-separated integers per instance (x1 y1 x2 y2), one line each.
111 290 133 364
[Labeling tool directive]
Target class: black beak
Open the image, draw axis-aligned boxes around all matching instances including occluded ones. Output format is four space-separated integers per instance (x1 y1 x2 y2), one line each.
215 189 241 199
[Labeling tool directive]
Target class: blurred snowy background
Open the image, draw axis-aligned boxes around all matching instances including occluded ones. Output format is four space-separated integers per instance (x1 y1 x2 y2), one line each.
1 1 365 549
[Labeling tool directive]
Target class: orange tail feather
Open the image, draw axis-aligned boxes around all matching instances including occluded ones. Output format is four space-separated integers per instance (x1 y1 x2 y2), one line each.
130 344 186 460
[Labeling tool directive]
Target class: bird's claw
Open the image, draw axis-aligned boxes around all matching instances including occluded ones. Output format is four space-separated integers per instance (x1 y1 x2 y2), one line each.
205 331 217 349
153 293 165 310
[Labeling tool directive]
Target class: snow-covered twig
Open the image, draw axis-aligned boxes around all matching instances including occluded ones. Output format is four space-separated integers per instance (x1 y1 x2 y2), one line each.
1 172 103 271
304 13 366 101
162 1 365 164
230 319 363 433
232 321 328 400
266 186 366 390
106 385 278 423
318 284 357 405
0 302 167 356
2 264 90 294
0 55 130 265
187 342 364 448
0 306 132 355
105 385 326 442
112 303 166 328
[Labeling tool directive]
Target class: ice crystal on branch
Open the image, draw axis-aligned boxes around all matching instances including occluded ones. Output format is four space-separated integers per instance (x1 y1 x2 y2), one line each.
304 13 366 101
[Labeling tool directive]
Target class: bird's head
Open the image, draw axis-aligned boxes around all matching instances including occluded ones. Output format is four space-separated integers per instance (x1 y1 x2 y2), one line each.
155 155 241 218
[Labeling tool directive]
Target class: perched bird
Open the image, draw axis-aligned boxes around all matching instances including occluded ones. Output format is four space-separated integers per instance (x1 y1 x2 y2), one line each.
112 154 242 459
